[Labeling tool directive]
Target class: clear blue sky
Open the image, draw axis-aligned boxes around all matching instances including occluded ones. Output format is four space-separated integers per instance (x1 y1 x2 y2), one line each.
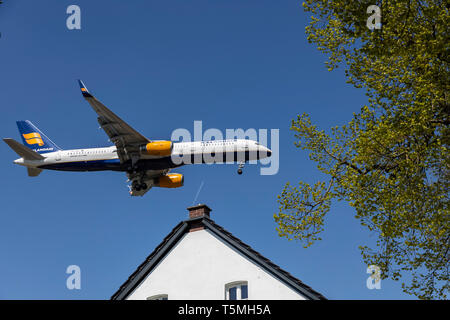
0 1 414 299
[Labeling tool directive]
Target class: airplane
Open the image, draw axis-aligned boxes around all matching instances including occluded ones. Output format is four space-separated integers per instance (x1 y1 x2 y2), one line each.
3 80 272 196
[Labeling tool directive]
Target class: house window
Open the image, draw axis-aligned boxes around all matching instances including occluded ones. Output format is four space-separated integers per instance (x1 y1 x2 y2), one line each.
225 281 248 300
146 294 168 300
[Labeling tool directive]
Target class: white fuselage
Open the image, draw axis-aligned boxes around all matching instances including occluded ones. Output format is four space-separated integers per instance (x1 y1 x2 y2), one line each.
13 139 271 171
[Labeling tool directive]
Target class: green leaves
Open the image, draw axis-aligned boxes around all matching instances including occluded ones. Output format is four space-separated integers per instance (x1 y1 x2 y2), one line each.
275 180 333 248
275 0 449 299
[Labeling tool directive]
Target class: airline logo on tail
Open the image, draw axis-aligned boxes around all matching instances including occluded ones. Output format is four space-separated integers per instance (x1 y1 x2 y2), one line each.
16 120 61 154
23 132 44 146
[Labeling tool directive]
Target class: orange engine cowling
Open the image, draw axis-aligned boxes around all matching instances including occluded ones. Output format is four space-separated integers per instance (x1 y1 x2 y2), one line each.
155 173 184 188
140 141 173 156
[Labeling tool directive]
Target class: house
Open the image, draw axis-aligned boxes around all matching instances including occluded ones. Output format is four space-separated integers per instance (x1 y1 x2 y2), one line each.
111 204 326 300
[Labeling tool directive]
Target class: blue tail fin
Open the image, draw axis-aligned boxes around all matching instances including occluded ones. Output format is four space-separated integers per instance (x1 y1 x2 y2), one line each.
16 120 61 154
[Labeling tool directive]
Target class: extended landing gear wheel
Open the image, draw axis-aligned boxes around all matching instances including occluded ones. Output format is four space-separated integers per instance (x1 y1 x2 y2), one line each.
133 182 147 191
132 181 141 191
237 162 244 175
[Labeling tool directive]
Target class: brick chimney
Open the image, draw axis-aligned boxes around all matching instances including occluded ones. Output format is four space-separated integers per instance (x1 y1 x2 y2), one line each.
187 204 212 219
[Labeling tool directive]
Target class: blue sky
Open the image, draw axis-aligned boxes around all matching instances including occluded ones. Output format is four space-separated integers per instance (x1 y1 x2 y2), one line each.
0 1 414 299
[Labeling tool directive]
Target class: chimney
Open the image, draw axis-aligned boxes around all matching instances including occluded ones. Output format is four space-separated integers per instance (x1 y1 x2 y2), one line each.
187 204 212 219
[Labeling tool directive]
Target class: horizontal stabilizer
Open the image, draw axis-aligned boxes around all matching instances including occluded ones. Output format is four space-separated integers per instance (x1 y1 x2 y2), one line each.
3 138 44 160
27 167 43 177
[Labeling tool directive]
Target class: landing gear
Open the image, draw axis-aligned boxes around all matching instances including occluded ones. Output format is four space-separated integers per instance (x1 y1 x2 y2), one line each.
132 180 148 191
132 180 140 191
127 169 164 195
237 162 244 175
129 170 149 192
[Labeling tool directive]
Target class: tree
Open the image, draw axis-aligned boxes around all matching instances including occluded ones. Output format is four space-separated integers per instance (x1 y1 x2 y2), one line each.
275 0 449 299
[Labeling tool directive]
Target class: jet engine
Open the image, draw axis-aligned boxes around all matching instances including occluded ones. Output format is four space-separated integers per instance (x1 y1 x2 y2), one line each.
155 173 184 188
140 141 173 156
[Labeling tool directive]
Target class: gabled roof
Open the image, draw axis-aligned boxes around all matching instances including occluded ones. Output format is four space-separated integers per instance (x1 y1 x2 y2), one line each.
111 216 326 300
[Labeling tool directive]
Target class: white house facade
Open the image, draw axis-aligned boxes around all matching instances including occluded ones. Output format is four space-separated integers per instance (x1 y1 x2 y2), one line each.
111 204 325 300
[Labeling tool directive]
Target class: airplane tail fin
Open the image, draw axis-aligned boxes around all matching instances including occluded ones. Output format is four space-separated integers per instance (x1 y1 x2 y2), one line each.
16 120 61 154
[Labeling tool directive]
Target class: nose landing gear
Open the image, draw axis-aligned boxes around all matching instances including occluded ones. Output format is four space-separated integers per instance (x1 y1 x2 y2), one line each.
237 162 244 175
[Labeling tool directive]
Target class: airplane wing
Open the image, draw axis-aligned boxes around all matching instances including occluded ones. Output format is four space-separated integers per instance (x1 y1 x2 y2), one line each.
78 80 150 165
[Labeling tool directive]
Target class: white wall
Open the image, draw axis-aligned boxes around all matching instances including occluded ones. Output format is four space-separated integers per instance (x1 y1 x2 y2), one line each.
126 229 307 300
